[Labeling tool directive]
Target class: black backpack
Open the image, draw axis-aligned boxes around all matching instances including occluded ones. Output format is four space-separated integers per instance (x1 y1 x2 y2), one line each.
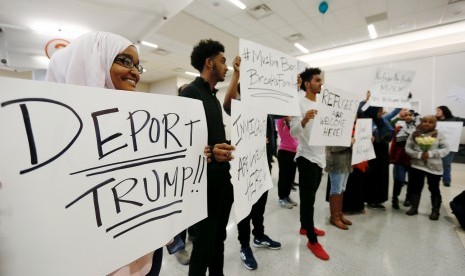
450 191 465 229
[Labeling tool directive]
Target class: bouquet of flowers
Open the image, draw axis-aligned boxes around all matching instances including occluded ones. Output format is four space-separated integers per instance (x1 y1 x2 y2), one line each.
415 134 436 164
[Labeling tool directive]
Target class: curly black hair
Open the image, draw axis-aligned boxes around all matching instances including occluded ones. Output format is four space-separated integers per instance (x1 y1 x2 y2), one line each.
191 39 225 73
299 67 321 91
436 105 454 119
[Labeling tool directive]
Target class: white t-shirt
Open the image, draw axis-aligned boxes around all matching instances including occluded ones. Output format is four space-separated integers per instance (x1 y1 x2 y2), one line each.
290 95 326 168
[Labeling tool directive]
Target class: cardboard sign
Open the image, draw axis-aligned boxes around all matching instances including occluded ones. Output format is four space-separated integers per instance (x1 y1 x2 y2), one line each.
436 121 463 152
308 86 360 146
0 77 208 276
239 38 300 116
352 119 376 164
230 100 273 223
369 67 415 108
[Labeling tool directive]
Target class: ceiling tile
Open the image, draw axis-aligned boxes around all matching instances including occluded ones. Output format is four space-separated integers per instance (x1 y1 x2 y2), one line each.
257 13 289 29
184 1 225 24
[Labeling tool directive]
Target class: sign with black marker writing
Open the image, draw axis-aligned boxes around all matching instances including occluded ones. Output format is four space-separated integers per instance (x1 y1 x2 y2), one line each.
239 38 300 116
351 118 376 165
370 67 415 108
0 77 208 276
308 86 360 146
230 100 272 223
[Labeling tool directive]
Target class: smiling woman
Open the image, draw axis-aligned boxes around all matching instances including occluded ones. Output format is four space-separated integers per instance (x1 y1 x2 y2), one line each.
45 31 140 90
45 31 162 276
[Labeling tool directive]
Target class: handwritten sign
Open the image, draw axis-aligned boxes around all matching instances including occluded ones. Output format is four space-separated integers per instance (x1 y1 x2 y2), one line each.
230 100 273 223
0 77 208 276
239 38 300 116
370 67 415 108
308 86 360 146
436 121 463 152
352 119 376 164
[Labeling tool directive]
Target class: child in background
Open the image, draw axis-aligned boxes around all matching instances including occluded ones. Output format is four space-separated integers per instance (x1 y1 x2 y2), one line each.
404 115 449 220
389 109 420 209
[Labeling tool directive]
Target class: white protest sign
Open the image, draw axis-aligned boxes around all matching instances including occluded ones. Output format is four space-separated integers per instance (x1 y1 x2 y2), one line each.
230 100 273 223
0 77 208 276
239 38 300 116
436 121 463 152
352 119 376 164
308 86 360 146
370 67 415 108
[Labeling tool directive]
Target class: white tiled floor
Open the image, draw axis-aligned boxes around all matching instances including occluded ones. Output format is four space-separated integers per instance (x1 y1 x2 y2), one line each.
160 162 465 276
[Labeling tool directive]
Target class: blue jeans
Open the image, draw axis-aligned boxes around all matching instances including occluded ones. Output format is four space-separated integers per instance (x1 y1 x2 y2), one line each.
329 173 349 195
393 164 408 182
442 152 456 184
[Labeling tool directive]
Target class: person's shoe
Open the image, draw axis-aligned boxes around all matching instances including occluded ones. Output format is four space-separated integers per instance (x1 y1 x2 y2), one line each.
253 235 281 249
299 227 325 236
278 198 293 209
392 197 400 210
313 227 325 236
444 182 451 187
174 249 190 265
403 200 411 207
405 207 418 216
286 196 298 206
306 242 329 260
429 210 440 220
240 247 257 270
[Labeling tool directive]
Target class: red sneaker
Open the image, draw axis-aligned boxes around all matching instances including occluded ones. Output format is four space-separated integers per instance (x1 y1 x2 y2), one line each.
307 242 329 260
313 227 325 236
299 227 325 236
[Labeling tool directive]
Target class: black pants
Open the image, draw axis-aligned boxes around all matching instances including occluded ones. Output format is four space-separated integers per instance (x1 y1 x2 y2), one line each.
146 248 163 276
237 191 268 248
188 182 234 276
408 167 441 197
277 150 297 199
297 157 322 244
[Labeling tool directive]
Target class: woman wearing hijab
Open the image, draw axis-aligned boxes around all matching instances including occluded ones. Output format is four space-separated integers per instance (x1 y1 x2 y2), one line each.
45 31 161 276
360 106 400 209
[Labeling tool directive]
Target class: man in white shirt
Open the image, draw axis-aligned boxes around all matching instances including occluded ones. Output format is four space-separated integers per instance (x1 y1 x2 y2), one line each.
290 67 329 261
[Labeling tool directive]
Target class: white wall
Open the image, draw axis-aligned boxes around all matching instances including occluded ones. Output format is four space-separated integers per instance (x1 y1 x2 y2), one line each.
148 77 178 96
325 50 465 118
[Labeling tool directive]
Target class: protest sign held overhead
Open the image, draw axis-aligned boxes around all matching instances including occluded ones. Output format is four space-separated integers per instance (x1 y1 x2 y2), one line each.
239 38 301 116
370 67 415 108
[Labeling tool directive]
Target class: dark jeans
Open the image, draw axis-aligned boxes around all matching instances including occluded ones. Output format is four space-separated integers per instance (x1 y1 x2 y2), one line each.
297 157 322 244
237 191 268 248
408 167 441 198
188 182 234 276
277 150 297 199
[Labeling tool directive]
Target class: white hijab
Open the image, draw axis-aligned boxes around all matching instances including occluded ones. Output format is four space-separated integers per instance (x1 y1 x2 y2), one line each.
46 31 134 89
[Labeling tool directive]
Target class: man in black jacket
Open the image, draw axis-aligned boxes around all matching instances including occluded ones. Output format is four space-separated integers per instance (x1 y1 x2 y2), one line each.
180 39 235 276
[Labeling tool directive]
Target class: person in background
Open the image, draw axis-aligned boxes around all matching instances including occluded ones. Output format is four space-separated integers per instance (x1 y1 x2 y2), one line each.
325 141 355 230
435 105 465 187
180 39 235 276
360 105 400 209
342 92 371 215
290 67 328 261
276 116 299 209
405 115 449 220
223 56 281 271
46 31 162 276
389 109 420 209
